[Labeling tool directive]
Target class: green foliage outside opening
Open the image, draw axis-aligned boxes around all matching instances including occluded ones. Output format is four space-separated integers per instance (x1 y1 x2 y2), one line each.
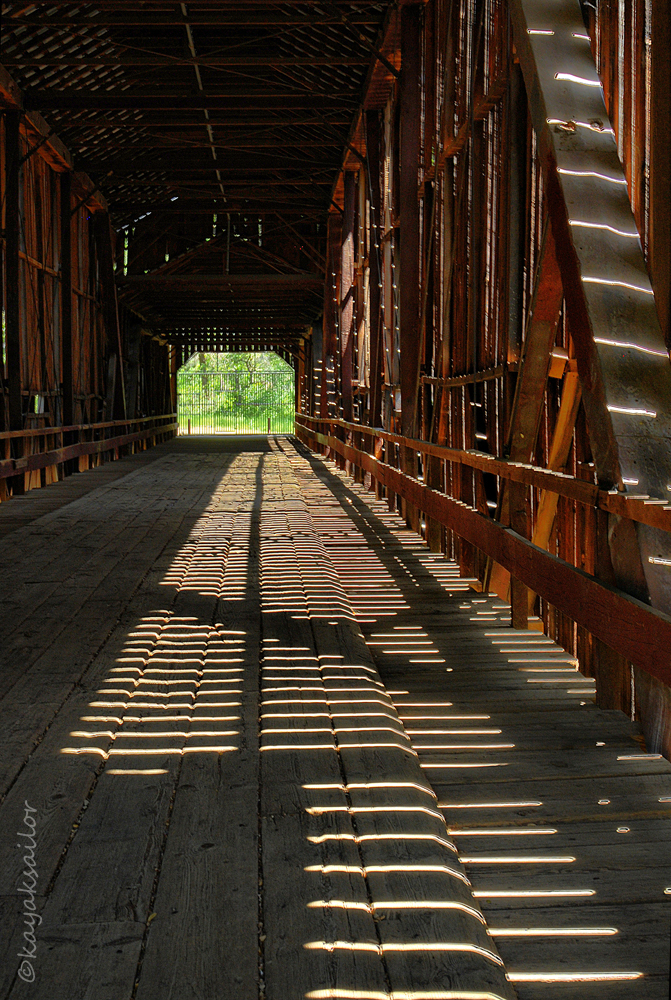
177 352 295 434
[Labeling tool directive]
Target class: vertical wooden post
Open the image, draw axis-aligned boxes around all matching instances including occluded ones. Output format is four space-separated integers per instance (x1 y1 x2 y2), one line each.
399 3 422 530
487 223 563 598
399 3 422 439
340 171 356 425
374 433 384 500
96 211 126 420
366 110 383 431
650 0 671 346
509 479 529 630
593 507 632 713
426 0 457 551
321 212 340 422
33 175 49 410
60 171 74 430
296 339 306 419
169 345 178 417
5 111 22 435
505 64 528 369
311 319 323 419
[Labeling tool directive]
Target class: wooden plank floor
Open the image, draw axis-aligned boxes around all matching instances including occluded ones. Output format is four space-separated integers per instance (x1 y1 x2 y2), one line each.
1 434 669 998
0 435 517 1000
0 445 169 541
288 438 671 999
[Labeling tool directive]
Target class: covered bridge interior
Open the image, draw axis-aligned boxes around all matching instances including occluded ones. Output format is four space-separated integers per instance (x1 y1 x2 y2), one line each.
1 1 671 997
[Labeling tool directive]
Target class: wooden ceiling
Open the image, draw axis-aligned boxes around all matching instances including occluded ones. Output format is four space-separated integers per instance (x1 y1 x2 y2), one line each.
2 1 393 352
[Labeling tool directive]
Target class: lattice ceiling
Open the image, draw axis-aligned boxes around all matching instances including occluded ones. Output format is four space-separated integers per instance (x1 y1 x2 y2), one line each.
2 2 393 348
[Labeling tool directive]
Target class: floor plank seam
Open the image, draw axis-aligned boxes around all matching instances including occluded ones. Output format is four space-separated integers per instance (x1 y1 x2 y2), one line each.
257 597 267 1000
128 744 183 1000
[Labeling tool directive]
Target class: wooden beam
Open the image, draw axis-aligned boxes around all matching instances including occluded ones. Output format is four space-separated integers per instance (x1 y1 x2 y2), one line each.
70 141 341 152
111 204 326 216
650 0 671 347
509 480 530 630
24 92 359 111
340 172 356 423
510 0 671 752
6 12 380 27
60 172 74 428
529 370 583 557
398 4 423 530
366 110 383 429
0 66 105 211
507 223 564 462
321 213 341 419
311 319 323 419
4 109 23 458
297 414 671 530
4 56 370 68
0 423 177 480
97 213 127 420
525 367 583 615
296 420 671 689
509 0 671 614
82 159 337 175
487 222 563 600
69 118 350 128
505 64 528 367
399 3 422 442
118 274 323 288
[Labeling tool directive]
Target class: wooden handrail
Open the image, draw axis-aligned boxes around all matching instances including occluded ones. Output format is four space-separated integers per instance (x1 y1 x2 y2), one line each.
295 417 671 688
295 414 671 534
0 416 177 482
0 413 177 441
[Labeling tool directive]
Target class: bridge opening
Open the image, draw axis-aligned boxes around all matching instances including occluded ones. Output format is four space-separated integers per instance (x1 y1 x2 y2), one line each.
177 352 295 435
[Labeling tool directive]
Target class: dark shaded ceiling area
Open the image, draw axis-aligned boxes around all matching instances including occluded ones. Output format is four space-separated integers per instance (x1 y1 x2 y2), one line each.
2 2 394 352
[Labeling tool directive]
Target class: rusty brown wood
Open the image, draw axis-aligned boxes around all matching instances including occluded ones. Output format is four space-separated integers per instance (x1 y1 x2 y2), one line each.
59 171 74 430
398 3 423 531
507 223 564 462
509 0 671 612
399 3 422 443
296 415 671 534
321 213 341 419
487 222 564 598
5 111 22 435
8 0 671 746
0 414 175 442
7 11 382 27
340 171 356 423
421 364 516 388
5 56 371 68
650 1 671 347
438 74 510 163
296 419 671 688
527 369 583 611
366 110 384 430
509 479 530 630
0 421 176 482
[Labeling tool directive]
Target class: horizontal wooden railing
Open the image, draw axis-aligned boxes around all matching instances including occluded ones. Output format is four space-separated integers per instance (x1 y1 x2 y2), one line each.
295 413 671 689
0 413 177 485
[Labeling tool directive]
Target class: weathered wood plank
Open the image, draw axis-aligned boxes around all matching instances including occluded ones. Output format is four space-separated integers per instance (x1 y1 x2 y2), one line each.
8 921 144 1000
135 764 260 1000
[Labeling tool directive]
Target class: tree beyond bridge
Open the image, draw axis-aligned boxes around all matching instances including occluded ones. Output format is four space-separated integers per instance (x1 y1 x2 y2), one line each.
177 352 294 434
